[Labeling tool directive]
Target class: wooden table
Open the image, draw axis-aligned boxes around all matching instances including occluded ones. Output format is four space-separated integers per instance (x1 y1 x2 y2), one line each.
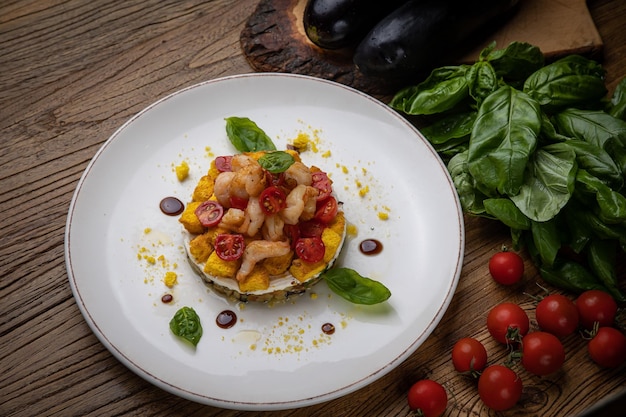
1 1 624 416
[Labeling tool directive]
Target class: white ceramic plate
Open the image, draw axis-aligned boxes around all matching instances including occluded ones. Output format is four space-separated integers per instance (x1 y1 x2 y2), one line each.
65 73 464 410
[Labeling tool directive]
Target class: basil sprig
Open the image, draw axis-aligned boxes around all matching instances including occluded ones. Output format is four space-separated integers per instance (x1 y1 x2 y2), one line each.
225 116 276 152
322 268 391 305
258 151 295 173
169 306 203 347
390 41 626 302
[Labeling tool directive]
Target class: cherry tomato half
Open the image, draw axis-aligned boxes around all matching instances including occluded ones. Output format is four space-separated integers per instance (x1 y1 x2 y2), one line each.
229 196 249 211
295 237 325 263
489 251 524 285
299 219 325 238
588 327 626 368
194 200 224 227
407 380 447 417
478 365 522 411
536 294 579 338
451 337 488 374
521 331 565 376
487 302 529 344
315 196 338 224
311 171 332 201
283 224 300 249
575 290 618 329
215 155 232 172
214 233 245 261
259 186 287 215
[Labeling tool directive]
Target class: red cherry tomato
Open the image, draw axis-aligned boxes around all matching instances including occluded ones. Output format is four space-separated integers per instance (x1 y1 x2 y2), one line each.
575 290 618 329
295 237 325 263
311 171 332 201
451 337 488 374
487 302 529 344
299 219 325 238
283 224 300 248
259 186 287 215
521 331 565 376
265 170 285 187
535 294 579 337
478 365 522 411
315 196 338 223
488 251 524 285
215 155 232 172
407 380 447 417
229 196 249 210
588 327 626 368
194 200 224 227
214 234 245 261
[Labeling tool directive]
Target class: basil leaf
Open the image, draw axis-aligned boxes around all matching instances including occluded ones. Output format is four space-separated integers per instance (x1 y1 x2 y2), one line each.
553 108 626 150
225 117 276 152
587 239 626 302
609 77 626 120
258 151 295 173
530 219 561 268
483 198 531 230
487 41 544 82
468 85 541 196
523 55 607 111
540 262 608 294
389 66 470 115
561 140 623 189
466 61 498 104
509 144 577 222
169 306 203 347
448 151 486 215
322 267 391 305
421 112 476 145
576 169 626 224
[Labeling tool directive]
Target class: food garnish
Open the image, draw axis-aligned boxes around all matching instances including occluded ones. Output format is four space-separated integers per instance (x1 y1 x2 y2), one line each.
169 306 203 347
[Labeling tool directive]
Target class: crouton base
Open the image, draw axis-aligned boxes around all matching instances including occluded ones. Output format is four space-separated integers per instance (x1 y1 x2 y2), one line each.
181 223 345 303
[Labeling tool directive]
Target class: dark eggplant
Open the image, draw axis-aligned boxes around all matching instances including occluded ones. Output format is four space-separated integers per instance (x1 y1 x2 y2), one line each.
353 0 521 79
303 0 409 50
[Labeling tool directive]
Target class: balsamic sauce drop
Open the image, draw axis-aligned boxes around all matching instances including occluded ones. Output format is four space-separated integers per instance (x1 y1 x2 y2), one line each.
159 197 184 216
161 294 173 304
216 310 237 329
359 239 383 255
321 322 335 335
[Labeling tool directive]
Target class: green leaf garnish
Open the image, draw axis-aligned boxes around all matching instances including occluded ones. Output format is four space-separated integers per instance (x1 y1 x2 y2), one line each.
322 267 391 305
169 306 203 347
225 116 276 152
258 151 295 173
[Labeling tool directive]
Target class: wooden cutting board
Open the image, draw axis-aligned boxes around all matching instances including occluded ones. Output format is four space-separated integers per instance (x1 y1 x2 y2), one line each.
240 0 603 96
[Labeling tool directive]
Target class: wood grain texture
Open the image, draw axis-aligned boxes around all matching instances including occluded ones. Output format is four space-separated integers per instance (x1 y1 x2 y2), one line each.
1 0 625 416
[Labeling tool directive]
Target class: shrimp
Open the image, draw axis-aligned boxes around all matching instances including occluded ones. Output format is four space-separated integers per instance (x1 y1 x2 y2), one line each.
284 161 312 186
236 240 290 282
281 184 319 224
213 171 236 207
244 196 265 237
230 160 266 199
219 208 246 231
262 214 285 241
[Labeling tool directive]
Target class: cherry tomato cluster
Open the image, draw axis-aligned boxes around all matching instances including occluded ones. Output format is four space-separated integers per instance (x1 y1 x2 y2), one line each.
449 289 625 412
406 249 624 415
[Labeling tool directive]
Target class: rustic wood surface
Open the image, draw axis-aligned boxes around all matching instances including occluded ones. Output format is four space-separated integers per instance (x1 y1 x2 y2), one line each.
240 0 606 95
1 0 625 416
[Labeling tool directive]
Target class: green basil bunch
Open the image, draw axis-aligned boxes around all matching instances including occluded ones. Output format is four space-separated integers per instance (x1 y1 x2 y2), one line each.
391 42 626 302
